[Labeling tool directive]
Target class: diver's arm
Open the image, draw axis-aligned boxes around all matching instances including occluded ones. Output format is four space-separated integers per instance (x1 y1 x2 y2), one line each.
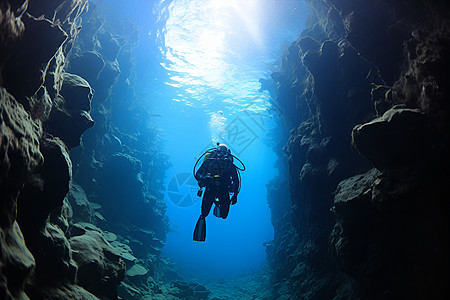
195 164 206 187
195 164 204 181
195 163 211 188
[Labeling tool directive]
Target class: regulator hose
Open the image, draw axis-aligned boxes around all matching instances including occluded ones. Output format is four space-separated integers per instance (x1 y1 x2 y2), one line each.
231 154 245 171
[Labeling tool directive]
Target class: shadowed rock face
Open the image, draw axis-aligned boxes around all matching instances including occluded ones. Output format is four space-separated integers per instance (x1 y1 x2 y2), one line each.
0 88 43 226
352 106 432 171
3 1 171 299
267 0 450 299
0 0 107 298
64 6 173 298
45 73 95 149
2 15 67 107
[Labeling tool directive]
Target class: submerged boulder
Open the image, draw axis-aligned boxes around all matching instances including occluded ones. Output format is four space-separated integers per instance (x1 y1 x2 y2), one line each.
352 106 431 171
70 230 126 300
66 183 95 223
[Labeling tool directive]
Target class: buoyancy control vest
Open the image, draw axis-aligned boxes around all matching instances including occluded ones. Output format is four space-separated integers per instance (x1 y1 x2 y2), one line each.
202 149 233 178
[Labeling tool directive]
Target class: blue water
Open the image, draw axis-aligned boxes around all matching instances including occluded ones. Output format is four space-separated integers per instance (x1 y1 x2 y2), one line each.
90 0 308 280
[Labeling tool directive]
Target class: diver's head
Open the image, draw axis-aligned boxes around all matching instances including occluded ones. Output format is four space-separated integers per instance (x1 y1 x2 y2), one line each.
217 144 228 152
216 144 231 157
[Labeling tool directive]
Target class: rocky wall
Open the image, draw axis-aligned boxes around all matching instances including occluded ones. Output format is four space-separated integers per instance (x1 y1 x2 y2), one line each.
64 3 179 299
1 0 105 298
1 1 172 299
267 0 450 299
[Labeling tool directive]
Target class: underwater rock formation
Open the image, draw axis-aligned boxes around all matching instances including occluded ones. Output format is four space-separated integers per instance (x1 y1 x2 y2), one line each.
63 3 173 299
1 1 170 299
45 73 94 149
1 1 94 298
267 0 450 299
70 229 125 299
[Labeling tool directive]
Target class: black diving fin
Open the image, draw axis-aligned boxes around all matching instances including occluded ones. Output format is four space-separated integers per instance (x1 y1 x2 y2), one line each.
193 216 206 242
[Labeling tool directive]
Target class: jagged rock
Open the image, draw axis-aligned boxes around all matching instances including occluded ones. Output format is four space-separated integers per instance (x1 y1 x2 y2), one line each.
13 136 82 297
393 15 450 140
27 0 88 33
169 281 211 300
1 1 96 298
25 0 88 71
330 161 450 298
110 240 137 262
70 230 126 300
66 183 95 223
18 136 72 230
45 73 94 149
192 283 211 300
103 131 123 154
172 281 194 299
0 3 25 77
94 211 106 222
370 86 392 116
0 222 35 300
50 198 73 234
69 51 105 84
0 87 43 227
330 0 421 85
60 73 93 113
23 223 80 299
2 14 67 108
126 263 148 277
70 222 102 238
352 106 431 171
103 231 117 242
330 168 382 277
334 168 381 206
35 284 99 300
95 60 121 102
117 282 143 299
97 31 121 61
91 202 102 209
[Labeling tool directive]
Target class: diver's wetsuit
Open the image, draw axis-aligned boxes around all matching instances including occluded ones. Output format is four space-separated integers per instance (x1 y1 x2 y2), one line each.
195 150 239 219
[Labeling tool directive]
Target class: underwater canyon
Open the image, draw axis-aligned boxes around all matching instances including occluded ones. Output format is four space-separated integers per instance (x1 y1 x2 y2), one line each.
1 0 449 299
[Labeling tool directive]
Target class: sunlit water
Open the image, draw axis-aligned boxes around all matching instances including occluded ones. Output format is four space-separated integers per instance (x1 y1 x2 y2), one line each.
90 0 309 280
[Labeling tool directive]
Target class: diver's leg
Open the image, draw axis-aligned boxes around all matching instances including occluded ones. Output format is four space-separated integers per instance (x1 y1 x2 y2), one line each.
218 189 231 219
201 188 215 218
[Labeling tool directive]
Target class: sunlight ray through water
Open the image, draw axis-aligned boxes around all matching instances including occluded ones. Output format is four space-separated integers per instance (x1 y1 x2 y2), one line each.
152 0 310 279
157 0 308 112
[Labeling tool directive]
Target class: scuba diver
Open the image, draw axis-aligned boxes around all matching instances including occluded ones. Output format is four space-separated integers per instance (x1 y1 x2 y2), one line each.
192 143 245 242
